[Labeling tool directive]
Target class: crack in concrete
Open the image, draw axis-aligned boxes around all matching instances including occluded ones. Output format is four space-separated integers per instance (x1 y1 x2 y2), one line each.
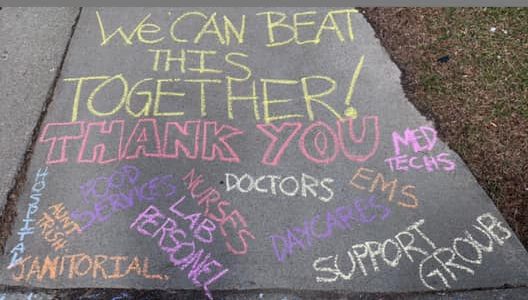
0 7 83 254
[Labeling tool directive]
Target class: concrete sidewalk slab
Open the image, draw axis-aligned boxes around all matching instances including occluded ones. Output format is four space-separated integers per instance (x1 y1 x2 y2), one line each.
0 8 80 214
0 7 526 299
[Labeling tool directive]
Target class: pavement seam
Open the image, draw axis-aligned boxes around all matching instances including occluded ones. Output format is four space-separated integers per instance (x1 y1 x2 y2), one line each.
0 7 83 254
1 285 528 298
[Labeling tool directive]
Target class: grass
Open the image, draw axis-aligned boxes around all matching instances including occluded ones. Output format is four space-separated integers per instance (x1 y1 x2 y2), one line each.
362 8 528 247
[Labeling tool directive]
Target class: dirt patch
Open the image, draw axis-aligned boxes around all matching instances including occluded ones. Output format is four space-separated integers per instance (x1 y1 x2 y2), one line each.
361 8 528 247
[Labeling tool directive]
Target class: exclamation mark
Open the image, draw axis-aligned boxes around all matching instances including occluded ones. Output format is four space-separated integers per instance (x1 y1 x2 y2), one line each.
344 55 365 119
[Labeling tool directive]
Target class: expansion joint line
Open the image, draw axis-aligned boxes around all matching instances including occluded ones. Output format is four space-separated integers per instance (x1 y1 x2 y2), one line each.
0 7 83 254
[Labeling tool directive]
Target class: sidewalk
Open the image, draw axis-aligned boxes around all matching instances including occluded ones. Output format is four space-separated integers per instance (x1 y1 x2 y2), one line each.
0 7 80 248
0 7 527 300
